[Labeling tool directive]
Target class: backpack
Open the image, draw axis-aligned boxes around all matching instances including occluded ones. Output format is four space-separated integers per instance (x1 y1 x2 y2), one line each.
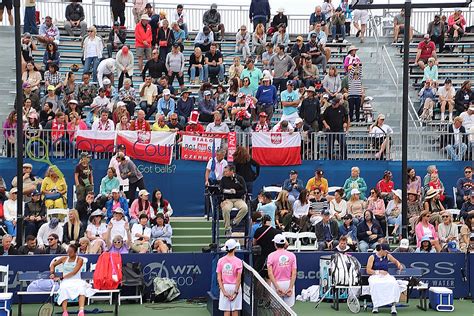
122 262 143 288
330 253 361 287
152 277 180 302
93 252 123 290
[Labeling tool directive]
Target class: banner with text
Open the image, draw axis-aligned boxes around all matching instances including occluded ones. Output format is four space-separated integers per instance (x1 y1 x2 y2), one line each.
116 131 176 165
180 132 236 162
76 130 116 153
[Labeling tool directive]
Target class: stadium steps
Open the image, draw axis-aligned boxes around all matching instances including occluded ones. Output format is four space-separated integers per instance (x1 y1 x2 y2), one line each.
0 26 16 118
171 217 224 252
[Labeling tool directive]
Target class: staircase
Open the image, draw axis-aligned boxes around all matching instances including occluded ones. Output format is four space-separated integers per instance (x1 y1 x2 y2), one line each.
0 26 16 119
171 217 224 252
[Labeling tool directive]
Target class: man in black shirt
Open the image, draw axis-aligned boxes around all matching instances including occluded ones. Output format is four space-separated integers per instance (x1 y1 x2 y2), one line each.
44 233 66 255
18 235 44 255
204 43 224 83
24 190 46 237
64 0 87 37
299 86 321 132
322 94 349 159
107 21 127 58
314 210 339 250
220 165 248 236
142 49 167 82
253 215 280 279
0 235 18 255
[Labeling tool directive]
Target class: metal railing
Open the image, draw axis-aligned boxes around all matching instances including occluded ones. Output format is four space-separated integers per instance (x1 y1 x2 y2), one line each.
1 129 471 162
381 44 400 105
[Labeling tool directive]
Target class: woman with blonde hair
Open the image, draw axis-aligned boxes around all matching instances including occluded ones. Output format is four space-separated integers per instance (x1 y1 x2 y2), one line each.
275 190 293 231
82 26 104 82
78 237 92 254
252 23 267 59
346 188 366 225
322 66 342 98
62 209 85 249
41 166 67 209
116 114 131 131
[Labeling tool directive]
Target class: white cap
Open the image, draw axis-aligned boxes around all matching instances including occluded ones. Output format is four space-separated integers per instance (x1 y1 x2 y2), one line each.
295 118 303 125
116 101 126 107
139 189 149 196
204 90 211 96
272 234 287 245
322 94 329 99
392 189 402 200
163 89 171 96
221 239 239 252
350 188 361 195
103 78 111 85
111 188 120 194
399 238 410 249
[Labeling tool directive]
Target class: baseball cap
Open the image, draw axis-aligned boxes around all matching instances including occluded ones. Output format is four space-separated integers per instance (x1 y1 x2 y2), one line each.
49 217 59 229
145 3 152 8
139 189 150 196
262 75 271 81
221 238 239 252
114 21 120 26
31 189 41 196
296 36 303 41
204 90 211 96
211 3 217 9
351 188 361 195
111 188 120 194
47 85 56 91
423 34 430 39
163 89 171 95
102 78 111 85
141 14 151 20
22 82 31 89
289 170 298 175
286 80 295 86
113 207 124 214
259 112 268 117
172 42 179 47
322 93 329 99
311 32 317 38
10 188 18 194
23 163 33 168
322 209 331 216
447 241 460 252
68 99 78 104
272 234 287 245
342 214 352 220
399 238 409 249
295 117 303 125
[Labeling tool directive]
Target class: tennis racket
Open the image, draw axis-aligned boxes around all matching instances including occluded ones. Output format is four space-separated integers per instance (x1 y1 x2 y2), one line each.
38 281 56 316
347 288 360 314
26 137 65 178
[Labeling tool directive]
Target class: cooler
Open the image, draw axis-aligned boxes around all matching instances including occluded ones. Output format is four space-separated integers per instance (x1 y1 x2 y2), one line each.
429 287 454 312
0 293 13 316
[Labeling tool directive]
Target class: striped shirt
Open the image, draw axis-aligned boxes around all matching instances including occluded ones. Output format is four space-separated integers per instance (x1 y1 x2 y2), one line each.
348 66 363 96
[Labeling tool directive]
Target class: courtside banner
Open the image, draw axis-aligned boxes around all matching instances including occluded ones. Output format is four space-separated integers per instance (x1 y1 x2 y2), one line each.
180 133 223 161
75 130 116 152
251 132 302 166
116 131 176 165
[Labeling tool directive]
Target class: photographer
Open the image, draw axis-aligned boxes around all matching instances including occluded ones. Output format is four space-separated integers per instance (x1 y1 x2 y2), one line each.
282 170 304 205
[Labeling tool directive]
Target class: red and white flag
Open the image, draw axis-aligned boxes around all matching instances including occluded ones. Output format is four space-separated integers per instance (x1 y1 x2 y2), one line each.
180 133 223 162
116 131 176 165
251 132 301 166
76 130 116 153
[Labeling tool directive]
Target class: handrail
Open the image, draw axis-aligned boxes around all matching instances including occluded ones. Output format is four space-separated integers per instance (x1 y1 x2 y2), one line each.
381 45 400 105
408 96 422 131
368 10 380 51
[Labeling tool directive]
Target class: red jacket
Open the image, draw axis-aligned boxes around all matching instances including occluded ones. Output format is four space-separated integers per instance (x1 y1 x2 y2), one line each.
135 22 152 49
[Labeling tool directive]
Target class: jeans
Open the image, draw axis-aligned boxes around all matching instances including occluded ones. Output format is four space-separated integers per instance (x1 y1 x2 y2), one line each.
311 55 327 73
180 23 189 38
4 220 16 237
190 66 204 82
358 240 378 252
348 95 361 122
124 100 137 117
64 20 87 37
83 56 100 82
445 143 467 161
327 133 347 160
24 7 38 34
331 24 346 40
431 34 445 53
387 214 402 235
203 64 224 82
318 240 339 251
253 17 267 31
51 137 70 158
140 101 157 120
236 43 251 60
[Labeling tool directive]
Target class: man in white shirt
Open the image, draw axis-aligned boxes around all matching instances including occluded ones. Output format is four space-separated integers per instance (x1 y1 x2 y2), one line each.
438 79 456 121
460 104 474 131
92 109 115 131
97 58 116 88
205 113 230 133
172 4 188 38
139 76 158 120
109 144 129 187
445 116 468 161
131 213 151 253
205 149 228 186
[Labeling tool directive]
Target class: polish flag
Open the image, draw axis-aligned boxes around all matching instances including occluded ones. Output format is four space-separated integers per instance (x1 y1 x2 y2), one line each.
251 132 301 166
116 131 176 165
76 130 116 153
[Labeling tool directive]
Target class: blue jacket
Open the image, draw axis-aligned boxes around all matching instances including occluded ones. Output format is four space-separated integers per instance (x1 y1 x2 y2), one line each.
249 0 271 21
339 223 357 241
255 84 277 106
105 197 130 221
282 179 304 194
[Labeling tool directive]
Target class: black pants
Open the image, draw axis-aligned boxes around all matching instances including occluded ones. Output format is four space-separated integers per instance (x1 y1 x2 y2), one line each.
431 34 445 53
168 72 184 87
375 215 387 236
24 220 44 238
253 17 267 31
348 95 362 122
327 133 347 160
124 100 137 117
118 72 132 90
112 5 126 26
272 78 287 93
127 178 146 206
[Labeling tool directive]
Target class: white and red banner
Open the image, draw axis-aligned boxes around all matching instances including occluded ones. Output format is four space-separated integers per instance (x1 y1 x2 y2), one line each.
75 130 116 153
180 132 237 162
251 132 301 166
116 131 176 165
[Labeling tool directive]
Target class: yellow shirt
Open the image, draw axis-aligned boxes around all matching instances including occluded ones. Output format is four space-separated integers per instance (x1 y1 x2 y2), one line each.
305 177 328 194
41 176 67 195
152 123 171 132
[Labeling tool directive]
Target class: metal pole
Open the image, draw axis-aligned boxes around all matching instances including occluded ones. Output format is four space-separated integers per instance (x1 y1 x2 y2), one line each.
401 0 411 238
14 0 24 244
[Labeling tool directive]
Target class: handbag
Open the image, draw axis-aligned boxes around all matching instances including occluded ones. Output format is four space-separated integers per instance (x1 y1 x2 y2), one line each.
159 30 171 47
44 192 61 200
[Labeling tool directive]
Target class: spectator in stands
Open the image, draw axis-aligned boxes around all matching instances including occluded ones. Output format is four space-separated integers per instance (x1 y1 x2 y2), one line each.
117 80 136 117
323 66 342 99
74 152 94 202
455 80 473 114
204 43 224 84
22 87 40 115
423 188 444 226
220 165 248 236
298 86 320 132
106 222 131 254
429 172 455 209
428 15 446 53
233 146 259 196
269 44 296 92
315 209 339 250
39 102 54 127
77 73 97 110
339 0 352 37
149 213 172 253
205 113 229 133
252 24 267 60
347 188 366 225
322 94 349 159
167 112 183 132
186 111 205 133
130 189 153 225
393 9 413 43
438 211 459 249
301 58 319 88
331 7 346 42
3 188 19 241
252 112 270 132
105 189 129 220
273 190 292 231
345 167 368 200
228 57 244 82
305 169 328 196
172 4 188 39
338 213 357 248
262 43 275 72
117 152 145 203
241 58 263 96
268 8 287 35
139 76 158 120
76 191 99 226
416 235 436 253
171 22 185 53
438 78 455 122
442 116 468 161
37 218 62 248
0 235 17 255
152 114 170 131
328 189 346 222
392 238 414 253
97 58 115 89
357 210 383 252
44 63 64 93
198 90 218 123
175 90 193 125
90 88 109 114
99 167 120 206
154 19 174 62
84 210 106 254
352 0 369 43
418 79 437 121
151 189 173 220
416 34 437 71
141 49 165 83
459 213 473 252
280 80 301 125
235 25 251 61
92 109 115 132
44 233 67 254
42 42 60 70
115 45 134 90
110 0 126 26
457 166 473 210
271 23 290 48
282 170 304 205
367 188 386 233
83 26 105 84
256 192 277 227
64 0 87 38
63 72 78 106
24 190 46 237
135 14 153 71
249 0 270 31
423 166 437 188
41 166 67 209
62 209 85 249
107 21 127 58
23 0 37 34
130 213 151 253
375 171 394 202
38 16 60 45
166 43 185 91
252 213 278 277
291 189 309 229
460 103 474 133
309 6 326 32
347 63 363 122
386 189 402 240
422 58 439 88
447 9 466 42
407 188 422 233
12 163 42 202
203 3 225 40
41 86 62 114
188 47 205 85
22 61 41 94
18 235 43 255
194 26 214 53
369 114 394 159
155 89 175 120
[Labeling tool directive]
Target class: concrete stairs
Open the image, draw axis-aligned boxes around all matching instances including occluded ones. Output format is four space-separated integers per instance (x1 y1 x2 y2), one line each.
0 26 16 118
171 217 224 252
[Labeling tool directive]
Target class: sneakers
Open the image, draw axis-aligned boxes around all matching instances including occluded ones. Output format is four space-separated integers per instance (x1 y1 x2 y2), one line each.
332 39 337 43
62 312 69 316
372 307 379 314
356 30 361 38
225 228 232 237
391 305 397 315
343 39 348 43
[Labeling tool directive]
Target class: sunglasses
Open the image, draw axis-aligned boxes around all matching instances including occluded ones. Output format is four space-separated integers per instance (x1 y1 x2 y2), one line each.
314 191 321 194
442 215 449 218
465 171 472 173
371 191 376 194
171 118 178 121
47 238 55 241
113 240 123 244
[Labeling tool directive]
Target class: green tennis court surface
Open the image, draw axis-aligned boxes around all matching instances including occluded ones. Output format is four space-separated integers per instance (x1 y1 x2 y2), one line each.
11 299 474 315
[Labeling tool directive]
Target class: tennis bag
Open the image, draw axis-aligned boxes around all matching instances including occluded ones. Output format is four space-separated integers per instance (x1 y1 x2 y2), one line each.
93 252 123 290
330 253 361 287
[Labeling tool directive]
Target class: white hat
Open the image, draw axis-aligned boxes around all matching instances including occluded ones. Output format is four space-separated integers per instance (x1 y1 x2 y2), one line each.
204 90 211 96
221 239 239 252
392 189 402 200
322 94 329 99
295 118 303 125
272 234 287 244
102 78 111 85
113 207 124 214
10 187 18 194
111 188 120 194
399 238 410 249
163 89 171 96
350 188 360 195
140 14 151 20
68 99 78 104
139 189 149 197
277 7 285 13
116 101 126 107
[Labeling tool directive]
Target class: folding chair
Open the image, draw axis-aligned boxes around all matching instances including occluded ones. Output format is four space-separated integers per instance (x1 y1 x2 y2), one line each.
0 265 9 293
282 232 299 251
297 232 319 252
88 263 113 305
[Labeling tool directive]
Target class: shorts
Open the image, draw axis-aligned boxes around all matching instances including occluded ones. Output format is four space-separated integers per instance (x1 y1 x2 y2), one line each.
352 9 369 24
136 47 151 59
271 280 295 307
0 0 13 10
418 57 429 65
219 284 242 311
